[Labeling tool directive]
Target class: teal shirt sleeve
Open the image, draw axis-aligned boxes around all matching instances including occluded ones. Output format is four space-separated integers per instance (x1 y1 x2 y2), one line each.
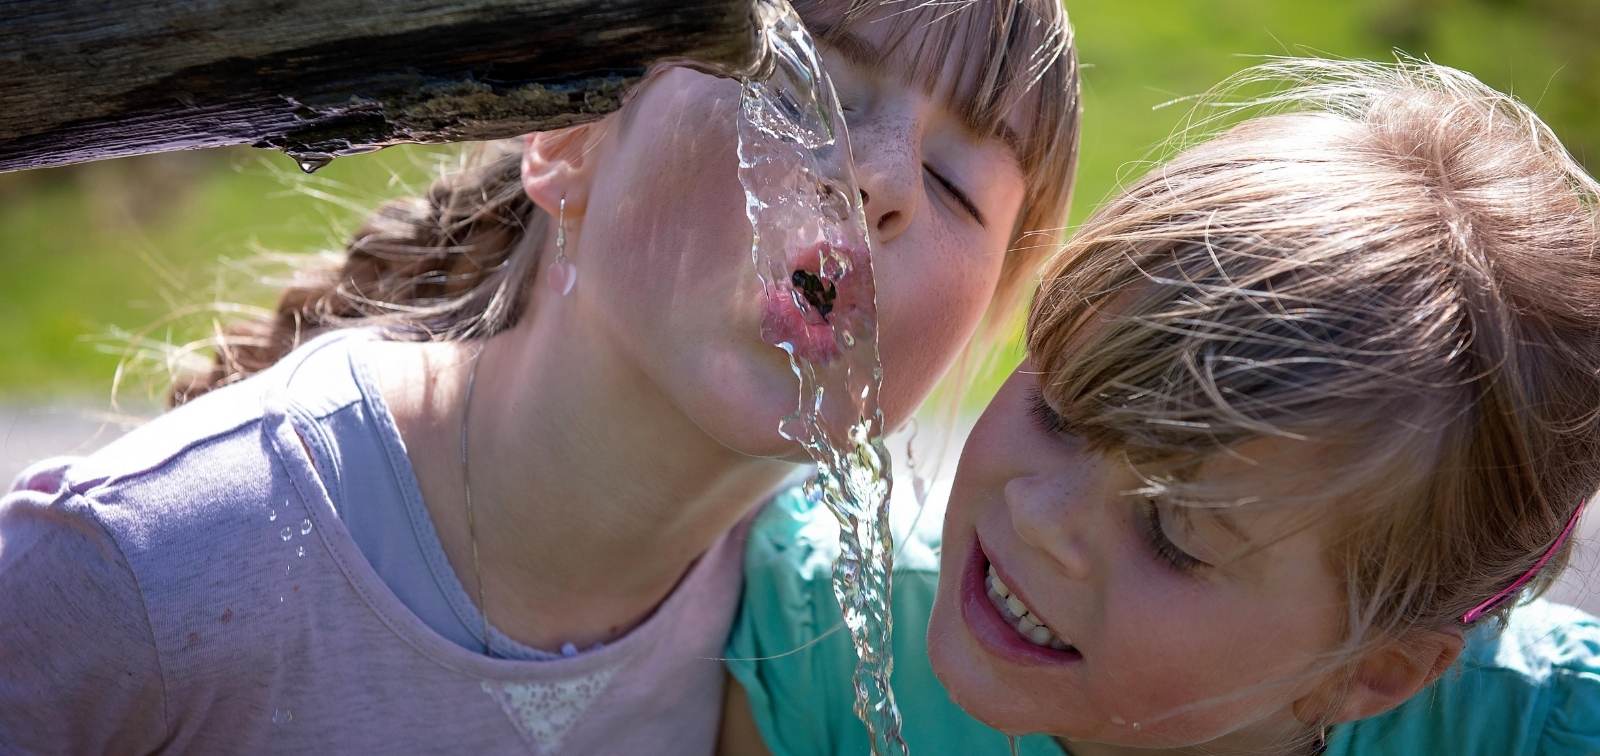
726 488 1063 756
1328 599 1600 755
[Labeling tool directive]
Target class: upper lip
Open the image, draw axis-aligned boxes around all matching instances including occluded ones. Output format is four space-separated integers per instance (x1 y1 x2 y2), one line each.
982 538 1071 643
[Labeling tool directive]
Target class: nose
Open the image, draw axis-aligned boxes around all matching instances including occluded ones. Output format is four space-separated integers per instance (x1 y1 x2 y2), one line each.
851 122 918 246
1005 474 1094 581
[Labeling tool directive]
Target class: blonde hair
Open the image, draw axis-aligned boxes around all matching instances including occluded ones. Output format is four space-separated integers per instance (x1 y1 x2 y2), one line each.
1028 57 1600 676
170 0 1080 405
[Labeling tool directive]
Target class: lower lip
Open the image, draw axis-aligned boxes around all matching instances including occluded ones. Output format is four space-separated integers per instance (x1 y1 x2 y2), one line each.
761 288 842 364
961 537 1084 665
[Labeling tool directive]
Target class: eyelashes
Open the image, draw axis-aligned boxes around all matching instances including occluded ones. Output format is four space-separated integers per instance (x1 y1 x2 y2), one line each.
1027 383 1209 575
1027 385 1075 436
925 164 986 226
1141 496 1209 574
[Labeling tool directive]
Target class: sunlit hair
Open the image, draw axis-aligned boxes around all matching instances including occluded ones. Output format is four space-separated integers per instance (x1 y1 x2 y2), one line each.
1027 56 1600 728
167 0 1079 405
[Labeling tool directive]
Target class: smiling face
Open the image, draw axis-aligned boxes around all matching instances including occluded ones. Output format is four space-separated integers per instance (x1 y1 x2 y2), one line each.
927 363 1351 749
551 1 1070 460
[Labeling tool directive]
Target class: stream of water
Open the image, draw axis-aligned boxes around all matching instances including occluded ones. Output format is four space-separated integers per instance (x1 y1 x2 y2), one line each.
737 2 907 753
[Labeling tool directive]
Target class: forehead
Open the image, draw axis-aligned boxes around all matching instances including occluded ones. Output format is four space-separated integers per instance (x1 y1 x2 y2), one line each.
800 0 1053 156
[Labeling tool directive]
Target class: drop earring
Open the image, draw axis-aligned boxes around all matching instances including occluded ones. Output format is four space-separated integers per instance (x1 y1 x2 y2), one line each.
547 194 577 296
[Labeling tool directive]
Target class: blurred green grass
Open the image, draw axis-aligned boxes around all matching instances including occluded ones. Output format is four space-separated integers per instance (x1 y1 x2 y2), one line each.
1 0 1595 403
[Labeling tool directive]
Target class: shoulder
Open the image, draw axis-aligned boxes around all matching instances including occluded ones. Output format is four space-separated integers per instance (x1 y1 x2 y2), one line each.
0 469 169 751
46 329 380 553
5 362 327 661
1330 599 1600 755
44 377 287 554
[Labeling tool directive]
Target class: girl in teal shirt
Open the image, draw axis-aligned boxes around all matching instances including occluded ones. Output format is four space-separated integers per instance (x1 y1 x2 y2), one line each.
726 58 1600 755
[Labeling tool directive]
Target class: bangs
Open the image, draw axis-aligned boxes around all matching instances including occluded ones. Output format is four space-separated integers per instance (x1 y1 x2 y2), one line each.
823 1 1069 147
1023 119 1471 505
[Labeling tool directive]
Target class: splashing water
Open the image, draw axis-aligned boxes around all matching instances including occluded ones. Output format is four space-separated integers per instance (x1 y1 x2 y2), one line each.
738 2 905 753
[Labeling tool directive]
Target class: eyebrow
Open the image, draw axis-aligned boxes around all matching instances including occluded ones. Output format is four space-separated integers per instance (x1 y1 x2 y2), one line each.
822 30 1025 161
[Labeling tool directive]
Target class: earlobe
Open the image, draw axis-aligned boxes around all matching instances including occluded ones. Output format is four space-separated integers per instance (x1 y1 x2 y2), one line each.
1297 628 1465 726
520 126 598 218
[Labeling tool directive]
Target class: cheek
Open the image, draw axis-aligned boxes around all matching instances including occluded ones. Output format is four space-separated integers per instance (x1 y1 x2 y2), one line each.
586 73 755 315
1086 578 1328 742
874 229 1007 418
594 72 747 253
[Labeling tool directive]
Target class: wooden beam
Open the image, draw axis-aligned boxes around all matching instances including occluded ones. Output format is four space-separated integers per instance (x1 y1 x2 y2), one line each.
0 0 765 172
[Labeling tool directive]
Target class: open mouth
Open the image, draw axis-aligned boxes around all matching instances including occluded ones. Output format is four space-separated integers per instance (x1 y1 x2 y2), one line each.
986 565 1074 651
962 537 1083 664
790 268 837 320
759 241 870 364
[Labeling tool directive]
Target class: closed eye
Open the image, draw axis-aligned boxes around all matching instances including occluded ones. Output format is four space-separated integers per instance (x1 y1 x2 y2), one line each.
925 164 986 227
1140 496 1210 574
1026 386 1074 436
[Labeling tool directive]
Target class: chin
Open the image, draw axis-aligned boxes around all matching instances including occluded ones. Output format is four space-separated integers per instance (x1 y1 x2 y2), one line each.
927 598 1009 729
694 390 815 462
927 593 1071 738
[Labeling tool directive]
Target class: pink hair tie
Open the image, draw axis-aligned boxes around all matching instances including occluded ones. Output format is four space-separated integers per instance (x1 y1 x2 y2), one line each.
1461 498 1590 624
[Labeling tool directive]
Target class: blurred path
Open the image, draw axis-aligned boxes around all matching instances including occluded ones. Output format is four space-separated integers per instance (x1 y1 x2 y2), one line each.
3 402 1597 617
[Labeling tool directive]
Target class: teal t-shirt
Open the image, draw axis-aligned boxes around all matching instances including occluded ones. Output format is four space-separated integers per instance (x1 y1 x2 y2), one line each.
726 489 1600 755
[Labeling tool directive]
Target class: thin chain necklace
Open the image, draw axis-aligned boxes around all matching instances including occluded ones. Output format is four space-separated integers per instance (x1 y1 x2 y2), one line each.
460 348 492 655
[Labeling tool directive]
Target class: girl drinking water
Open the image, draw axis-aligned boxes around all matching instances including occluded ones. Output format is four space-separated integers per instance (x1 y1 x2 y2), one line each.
0 2 1080 752
727 58 1600 755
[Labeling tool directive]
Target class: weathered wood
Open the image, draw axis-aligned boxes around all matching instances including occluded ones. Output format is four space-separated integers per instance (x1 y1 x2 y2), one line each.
0 0 767 172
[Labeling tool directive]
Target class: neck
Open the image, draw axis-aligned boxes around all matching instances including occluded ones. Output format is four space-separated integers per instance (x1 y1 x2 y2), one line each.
379 293 798 651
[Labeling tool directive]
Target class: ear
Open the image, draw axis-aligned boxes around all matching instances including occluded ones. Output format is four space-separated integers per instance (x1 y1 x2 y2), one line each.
1294 628 1465 725
520 124 601 219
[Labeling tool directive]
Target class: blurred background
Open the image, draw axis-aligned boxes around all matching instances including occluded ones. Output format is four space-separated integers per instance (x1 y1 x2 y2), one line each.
2 0 1596 609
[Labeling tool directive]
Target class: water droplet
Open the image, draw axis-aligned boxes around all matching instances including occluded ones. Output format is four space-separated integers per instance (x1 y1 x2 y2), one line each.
778 415 807 442
272 707 293 724
820 250 849 281
1132 722 1142 731
289 152 333 174
740 4 900 750
268 509 277 522
297 546 306 558
300 518 313 535
280 527 292 541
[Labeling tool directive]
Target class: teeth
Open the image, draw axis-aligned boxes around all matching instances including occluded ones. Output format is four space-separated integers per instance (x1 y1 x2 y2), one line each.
1005 595 1028 618
986 564 1074 651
